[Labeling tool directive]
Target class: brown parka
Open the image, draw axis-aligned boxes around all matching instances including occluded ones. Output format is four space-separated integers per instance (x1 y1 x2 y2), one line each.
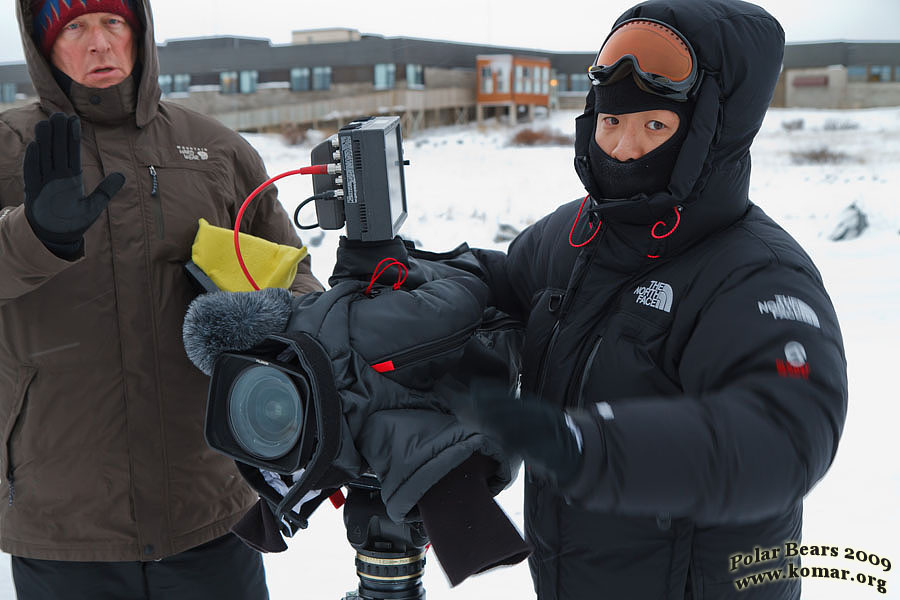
0 0 323 561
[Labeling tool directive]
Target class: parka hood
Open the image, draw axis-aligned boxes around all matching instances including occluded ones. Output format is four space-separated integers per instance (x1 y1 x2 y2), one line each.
573 0 784 258
16 0 162 127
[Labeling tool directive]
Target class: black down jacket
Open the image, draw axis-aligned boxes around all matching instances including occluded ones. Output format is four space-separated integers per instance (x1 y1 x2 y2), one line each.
470 1 848 599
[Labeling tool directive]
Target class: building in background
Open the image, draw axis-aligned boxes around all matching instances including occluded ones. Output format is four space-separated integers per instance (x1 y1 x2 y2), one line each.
1 32 898 133
476 54 552 124
773 42 900 109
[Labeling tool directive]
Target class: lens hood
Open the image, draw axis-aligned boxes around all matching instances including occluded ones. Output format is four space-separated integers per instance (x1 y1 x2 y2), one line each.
205 331 346 532
205 353 314 474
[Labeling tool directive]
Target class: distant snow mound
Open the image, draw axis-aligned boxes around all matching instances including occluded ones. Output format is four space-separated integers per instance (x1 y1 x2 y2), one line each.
829 204 869 241
494 223 520 243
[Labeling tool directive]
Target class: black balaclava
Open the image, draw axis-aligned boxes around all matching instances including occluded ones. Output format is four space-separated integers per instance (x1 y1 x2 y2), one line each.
588 74 694 199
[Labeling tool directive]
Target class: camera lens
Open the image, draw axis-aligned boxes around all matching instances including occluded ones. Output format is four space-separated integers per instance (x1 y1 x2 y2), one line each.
227 365 306 460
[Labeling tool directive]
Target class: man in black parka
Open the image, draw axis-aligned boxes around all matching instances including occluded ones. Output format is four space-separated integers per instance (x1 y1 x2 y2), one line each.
459 1 848 599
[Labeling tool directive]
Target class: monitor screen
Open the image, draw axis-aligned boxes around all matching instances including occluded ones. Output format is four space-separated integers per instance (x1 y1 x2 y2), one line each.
384 125 407 236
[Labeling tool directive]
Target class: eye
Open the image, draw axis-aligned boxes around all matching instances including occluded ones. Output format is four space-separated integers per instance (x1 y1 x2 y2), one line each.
647 120 668 131
602 116 619 126
65 22 80 31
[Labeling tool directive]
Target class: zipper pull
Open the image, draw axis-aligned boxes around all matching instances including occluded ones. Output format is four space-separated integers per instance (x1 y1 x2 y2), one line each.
548 293 565 314
148 165 159 197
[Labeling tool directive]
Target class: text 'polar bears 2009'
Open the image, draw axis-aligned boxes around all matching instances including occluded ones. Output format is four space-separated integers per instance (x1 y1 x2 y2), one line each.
758 295 821 329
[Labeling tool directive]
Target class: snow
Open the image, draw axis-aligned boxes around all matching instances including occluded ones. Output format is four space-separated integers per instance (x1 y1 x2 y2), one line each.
1 106 898 598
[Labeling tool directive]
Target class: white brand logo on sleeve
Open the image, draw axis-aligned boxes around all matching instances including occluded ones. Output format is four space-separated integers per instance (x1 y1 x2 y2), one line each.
634 281 674 313
778 341 810 379
176 145 209 161
758 295 820 329
784 342 808 367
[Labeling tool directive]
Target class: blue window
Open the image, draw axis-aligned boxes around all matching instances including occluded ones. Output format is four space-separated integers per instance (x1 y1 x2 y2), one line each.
173 74 191 93
406 64 424 89
313 67 331 91
869 65 891 82
239 70 258 94
375 63 396 90
220 71 238 94
158 74 172 95
291 68 310 92
569 73 590 92
847 66 867 82
0 83 15 103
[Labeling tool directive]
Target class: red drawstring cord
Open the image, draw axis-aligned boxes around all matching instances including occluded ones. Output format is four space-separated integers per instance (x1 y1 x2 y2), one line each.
651 206 682 239
365 257 409 296
569 195 602 248
364 257 408 374
234 165 331 290
648 206 682 259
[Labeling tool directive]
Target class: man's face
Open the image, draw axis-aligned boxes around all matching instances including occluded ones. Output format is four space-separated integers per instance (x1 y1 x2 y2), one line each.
49 12 136 89
594 109 680 161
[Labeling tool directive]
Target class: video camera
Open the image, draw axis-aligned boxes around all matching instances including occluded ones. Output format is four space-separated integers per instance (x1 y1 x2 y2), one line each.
200 116 429 599
205 115 411 478
186 116 525 598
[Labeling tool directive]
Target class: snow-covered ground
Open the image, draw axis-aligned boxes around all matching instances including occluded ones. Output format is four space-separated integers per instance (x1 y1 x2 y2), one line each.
1 106 897 598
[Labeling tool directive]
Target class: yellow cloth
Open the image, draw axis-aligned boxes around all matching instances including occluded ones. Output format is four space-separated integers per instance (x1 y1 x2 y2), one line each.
191 218 308 292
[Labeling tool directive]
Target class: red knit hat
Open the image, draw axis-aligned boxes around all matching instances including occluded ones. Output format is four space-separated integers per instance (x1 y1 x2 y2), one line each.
32 0 141 56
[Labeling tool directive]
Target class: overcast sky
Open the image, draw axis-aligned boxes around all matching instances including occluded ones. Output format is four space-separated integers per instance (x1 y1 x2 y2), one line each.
3 0 900 64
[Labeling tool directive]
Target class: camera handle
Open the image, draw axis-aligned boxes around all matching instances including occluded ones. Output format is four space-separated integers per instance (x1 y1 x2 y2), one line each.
342 475 429 600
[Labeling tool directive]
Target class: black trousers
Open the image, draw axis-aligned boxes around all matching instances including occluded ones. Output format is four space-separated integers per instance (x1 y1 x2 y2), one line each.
11 533 269 600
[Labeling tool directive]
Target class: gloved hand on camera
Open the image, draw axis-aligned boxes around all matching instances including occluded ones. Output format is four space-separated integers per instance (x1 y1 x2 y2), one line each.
456 385 584 488
24 112 124 259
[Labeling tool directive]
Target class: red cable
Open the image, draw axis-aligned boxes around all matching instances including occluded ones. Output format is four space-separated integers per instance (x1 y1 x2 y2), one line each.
234 165 330 290
569 195 602 248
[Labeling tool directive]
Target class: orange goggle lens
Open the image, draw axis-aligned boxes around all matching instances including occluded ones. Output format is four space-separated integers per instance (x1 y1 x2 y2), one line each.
595 19 694 83
587 19 699 100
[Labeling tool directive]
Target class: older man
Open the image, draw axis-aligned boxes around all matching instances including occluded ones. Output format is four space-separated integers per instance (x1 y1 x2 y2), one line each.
0 1 322 598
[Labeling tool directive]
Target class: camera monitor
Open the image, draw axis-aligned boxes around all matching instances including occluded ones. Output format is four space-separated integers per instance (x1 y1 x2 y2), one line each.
311 116 408 242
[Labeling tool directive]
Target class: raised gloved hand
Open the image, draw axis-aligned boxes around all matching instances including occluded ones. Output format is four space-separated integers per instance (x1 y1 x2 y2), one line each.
457 385 584 488
23 113 124 259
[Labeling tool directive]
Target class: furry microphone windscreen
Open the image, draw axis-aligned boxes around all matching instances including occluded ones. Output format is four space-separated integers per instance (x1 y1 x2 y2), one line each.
183 287 294 375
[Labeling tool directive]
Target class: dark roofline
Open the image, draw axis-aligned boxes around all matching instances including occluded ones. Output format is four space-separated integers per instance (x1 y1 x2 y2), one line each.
2 38 899 86
783 41 900 69
159 35 272 49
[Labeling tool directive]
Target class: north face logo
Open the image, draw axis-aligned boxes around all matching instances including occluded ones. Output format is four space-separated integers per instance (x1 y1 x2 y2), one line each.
634 281 674 313
758 295 820 329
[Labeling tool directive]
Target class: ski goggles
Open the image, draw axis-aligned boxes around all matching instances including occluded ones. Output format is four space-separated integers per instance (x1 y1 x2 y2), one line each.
588 18 699 101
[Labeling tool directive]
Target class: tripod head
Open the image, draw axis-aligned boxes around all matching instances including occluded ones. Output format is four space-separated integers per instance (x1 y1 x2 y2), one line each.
342 474 429 600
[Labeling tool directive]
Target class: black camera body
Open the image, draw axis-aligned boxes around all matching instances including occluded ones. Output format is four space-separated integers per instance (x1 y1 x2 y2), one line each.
310 116 408 242
205 115 410 479
188 116 525 598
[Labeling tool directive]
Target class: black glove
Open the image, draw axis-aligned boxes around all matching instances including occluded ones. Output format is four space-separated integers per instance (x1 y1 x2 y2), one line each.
457 385 583 488
23 113 124 259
